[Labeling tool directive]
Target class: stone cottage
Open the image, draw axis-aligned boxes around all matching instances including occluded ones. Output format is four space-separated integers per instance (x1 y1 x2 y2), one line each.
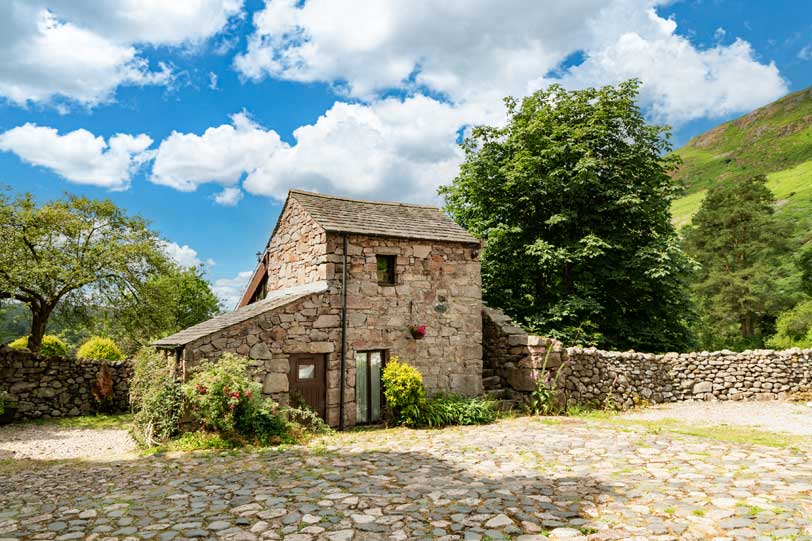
154 190 483 428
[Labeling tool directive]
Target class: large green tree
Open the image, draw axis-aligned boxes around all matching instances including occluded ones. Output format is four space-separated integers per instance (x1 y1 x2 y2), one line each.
683 175 793 349
441 80 695 352
0 193 167 353
105 265 221 352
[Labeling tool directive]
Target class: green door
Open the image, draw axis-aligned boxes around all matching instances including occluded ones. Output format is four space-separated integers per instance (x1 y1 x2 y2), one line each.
355 350 384 424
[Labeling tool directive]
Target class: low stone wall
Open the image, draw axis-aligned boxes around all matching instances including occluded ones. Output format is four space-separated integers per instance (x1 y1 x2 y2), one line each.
483 307 812 408
0 346 133 420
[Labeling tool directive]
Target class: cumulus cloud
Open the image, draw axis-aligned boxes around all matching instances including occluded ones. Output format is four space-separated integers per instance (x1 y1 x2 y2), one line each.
213 186 244 206
151 112 284 192
547 12 787 124
243 96 469 203
235 0 787 125
160 240 215 268
0 1 242 106
212 270 253 309
0 123 152 189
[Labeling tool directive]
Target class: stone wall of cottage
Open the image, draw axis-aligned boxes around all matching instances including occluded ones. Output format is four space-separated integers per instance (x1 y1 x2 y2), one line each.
182 289 346 427
263 198 329 293
185 233 483 427
484 307 812 408
0 346 132 420
331 233 483 408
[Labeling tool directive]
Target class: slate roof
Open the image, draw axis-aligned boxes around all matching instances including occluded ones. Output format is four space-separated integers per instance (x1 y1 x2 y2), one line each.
152 281 329 348
288 190 478 245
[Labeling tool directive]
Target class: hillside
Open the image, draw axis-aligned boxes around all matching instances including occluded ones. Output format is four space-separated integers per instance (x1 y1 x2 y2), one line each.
671 87 812 231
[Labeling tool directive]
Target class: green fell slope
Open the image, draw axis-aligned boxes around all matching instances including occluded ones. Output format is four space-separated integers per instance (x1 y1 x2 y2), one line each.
671 87 812 231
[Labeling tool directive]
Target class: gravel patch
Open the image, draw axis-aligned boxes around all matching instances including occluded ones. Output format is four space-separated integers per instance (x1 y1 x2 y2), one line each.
620 400 812 435
0 423 136 460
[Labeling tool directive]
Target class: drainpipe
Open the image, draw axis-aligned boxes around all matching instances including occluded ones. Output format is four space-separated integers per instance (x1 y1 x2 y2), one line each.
338 232 349 431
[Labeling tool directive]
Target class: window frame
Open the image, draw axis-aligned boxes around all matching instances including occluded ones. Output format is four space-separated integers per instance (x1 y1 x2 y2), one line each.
376 254 397 285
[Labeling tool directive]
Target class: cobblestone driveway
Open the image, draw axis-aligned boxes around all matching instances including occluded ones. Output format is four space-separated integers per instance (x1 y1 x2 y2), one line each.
1 416 811 541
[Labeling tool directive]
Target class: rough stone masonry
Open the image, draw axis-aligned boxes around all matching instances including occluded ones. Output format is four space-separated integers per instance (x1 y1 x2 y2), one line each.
484 307 812 408
0 346 132 420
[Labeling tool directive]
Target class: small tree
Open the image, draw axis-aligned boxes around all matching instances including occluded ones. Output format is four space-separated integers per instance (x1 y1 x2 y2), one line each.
0 192 166 353
441 80 695 351
106 265 221 352
683 175 793 348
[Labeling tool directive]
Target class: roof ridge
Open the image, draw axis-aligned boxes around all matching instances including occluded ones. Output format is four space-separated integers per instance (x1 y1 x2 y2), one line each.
289 189 440 210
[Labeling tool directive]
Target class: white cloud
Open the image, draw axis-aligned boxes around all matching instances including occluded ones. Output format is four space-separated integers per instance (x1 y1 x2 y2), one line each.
212 270 253 309
213 186 244 206
799 46 812 61
547 13 787 124
243 96 469 203
151 112 284 191
0 123 152 189
160 240 215 268
0 1 242 106
235 0 787 125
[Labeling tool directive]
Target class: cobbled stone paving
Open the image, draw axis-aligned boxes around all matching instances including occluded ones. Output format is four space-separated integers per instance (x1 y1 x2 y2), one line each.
1 417 811 541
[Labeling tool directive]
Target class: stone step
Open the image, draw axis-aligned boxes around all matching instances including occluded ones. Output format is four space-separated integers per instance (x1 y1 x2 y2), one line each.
482 375 502 390
496 399 522 412
484 388 507 400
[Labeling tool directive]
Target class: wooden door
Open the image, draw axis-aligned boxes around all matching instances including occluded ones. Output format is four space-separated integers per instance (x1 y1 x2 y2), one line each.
288 354 326 420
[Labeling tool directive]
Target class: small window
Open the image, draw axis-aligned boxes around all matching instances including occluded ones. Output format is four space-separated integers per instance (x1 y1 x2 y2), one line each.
298 363 315 380
376 255 396 285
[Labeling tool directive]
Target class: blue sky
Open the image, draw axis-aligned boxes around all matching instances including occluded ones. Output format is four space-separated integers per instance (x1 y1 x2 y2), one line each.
0 0 809 307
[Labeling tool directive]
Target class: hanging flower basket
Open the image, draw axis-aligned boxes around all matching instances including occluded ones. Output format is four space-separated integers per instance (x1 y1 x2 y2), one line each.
407 324 426 339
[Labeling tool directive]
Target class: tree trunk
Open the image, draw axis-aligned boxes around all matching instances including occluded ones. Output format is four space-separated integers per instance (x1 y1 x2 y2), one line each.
28 304 53 354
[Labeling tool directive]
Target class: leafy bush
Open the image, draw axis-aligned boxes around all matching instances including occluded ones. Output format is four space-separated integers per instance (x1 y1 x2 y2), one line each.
284 405 332 436
77 336 124 361
418 394 496 427
183 353 263 433
527 348 568 415
8 335 68 357
236 398 290 445
381 357 427 427
0 390 12 416
768 300 812 349
129 347 182 446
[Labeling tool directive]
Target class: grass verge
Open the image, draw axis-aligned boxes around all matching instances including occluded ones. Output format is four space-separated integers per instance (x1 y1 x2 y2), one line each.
28 413 134 430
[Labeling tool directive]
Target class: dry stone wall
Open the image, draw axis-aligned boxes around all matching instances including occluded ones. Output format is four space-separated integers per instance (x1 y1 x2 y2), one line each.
0 346 132 420
484 307 812 408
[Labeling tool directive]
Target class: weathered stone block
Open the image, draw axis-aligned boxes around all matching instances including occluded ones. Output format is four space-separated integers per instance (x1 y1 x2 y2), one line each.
263 373 289 394
249 343 272 360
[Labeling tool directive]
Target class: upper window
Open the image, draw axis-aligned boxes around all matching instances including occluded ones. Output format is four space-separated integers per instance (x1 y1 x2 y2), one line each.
376 255 396 285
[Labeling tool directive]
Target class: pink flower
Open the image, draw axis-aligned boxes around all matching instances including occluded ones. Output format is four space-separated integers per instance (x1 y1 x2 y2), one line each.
417 324 426 335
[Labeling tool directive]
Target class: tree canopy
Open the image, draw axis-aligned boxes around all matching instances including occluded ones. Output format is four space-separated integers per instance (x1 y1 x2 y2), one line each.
683 175 794 349
441 80 695 352
0 192 204 353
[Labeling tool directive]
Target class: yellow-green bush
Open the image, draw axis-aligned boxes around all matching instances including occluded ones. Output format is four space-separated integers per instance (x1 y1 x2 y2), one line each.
77 336 124 361
8 335 68 357
381 356 426 427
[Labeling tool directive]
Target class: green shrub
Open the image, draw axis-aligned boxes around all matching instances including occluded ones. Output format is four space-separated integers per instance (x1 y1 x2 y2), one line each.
77 336 124 361
768 300 812 349
183 353 263 433
236 398 290 445
284 405 332 437
129 347 182 446
8 335 68 357
418 394 497 427
0 390 12 416
381 356 427 427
